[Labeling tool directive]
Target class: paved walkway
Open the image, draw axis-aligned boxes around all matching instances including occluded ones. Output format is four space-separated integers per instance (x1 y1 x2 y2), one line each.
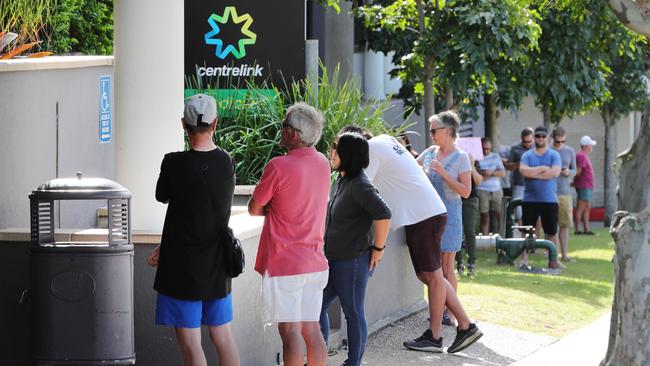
327 310 610 365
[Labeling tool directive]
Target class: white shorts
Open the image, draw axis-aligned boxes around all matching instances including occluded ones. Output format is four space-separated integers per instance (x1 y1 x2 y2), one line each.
262 270 328 323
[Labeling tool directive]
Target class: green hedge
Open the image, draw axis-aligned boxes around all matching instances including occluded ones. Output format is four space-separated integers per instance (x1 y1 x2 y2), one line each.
188 67 406 185
40 0 113 55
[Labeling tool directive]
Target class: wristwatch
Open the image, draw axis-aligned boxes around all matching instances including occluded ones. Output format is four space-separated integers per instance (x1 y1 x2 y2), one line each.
372 245 385 252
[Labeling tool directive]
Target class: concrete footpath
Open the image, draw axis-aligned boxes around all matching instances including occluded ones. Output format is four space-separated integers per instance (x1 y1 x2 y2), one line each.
327 310 610 365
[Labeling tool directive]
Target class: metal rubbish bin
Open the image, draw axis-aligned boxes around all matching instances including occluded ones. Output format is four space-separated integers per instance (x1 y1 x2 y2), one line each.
28 173 135 365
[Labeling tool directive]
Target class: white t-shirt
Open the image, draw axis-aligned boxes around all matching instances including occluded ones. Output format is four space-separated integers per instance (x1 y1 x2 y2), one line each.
365 135 446 230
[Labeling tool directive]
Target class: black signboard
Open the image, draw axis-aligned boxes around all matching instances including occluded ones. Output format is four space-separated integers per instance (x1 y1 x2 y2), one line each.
185 0 306 100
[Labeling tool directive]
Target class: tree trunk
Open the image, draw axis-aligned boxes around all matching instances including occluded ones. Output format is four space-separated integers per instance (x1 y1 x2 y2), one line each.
484 93 498 149
602 111 618 227
601 101 650 366
601 4 650 366
417 0 435 147
607 0 650 38
445 87 454 110
542 104 551 129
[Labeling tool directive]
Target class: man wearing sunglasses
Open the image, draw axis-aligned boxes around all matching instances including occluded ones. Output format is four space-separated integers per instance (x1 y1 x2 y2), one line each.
248 103 330 366
518 126 562 269
551 126 576 263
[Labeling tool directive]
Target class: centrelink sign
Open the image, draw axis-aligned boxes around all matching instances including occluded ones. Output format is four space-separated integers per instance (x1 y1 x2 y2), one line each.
185 1 305 104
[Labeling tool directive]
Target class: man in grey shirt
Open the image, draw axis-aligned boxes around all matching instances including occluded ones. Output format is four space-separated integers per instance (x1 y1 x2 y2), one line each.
506 128 534 226
551 126 576 263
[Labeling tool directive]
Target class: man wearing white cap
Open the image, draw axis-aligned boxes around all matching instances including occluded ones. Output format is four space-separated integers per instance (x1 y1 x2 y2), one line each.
574 136 597 235
149 94 241 366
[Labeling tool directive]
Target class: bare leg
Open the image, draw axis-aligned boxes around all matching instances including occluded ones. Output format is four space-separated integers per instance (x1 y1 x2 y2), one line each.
583 201 592 232
175 327 207 366
416 271 445 340
559 226 569 259
301 321 327 366
575 200 586 232
208 323 240 366
490 210 501 235
441 252 458 323
278 323 304 366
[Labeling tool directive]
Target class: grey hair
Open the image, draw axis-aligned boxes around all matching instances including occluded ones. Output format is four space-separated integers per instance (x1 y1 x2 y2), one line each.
429 110 460 139
285 102 324 146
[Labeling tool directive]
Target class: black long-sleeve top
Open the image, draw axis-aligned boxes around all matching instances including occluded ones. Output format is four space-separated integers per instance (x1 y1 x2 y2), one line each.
154 148 235 300
324 172 392 261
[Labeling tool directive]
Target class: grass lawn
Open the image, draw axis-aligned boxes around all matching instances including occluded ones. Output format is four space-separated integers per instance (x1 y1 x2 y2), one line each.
456 226 615 338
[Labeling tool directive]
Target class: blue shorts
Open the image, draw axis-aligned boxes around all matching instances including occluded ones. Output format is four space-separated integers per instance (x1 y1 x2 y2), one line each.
576 188 592 202
155 292 233 328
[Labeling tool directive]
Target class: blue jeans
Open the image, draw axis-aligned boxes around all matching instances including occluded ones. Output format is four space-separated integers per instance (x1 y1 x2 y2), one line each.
319 251 372 366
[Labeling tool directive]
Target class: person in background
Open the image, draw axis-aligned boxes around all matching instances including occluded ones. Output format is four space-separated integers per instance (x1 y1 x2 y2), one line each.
148 94 240 366
476 137 506 235
551 126 576 262
319 132 392 366
417 111 472 326
248 103 330 366
456 152 483 276
506 127 534 229
499 143 513 199
351 125 483 354
519 126 561 270
574 136 597 235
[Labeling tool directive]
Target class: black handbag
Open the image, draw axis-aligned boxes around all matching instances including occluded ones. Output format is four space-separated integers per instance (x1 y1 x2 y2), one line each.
190 151 245 278
223 227 245 277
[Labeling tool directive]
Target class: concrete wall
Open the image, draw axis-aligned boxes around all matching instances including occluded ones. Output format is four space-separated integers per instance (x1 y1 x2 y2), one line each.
0 57 115 230
0 213 426 366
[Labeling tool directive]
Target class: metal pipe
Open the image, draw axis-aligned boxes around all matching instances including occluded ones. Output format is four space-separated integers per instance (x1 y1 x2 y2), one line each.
495 237 559 269
505 199 523 238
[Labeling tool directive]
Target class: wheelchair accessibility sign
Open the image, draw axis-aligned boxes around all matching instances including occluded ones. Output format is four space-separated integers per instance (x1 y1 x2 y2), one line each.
99 75 112 143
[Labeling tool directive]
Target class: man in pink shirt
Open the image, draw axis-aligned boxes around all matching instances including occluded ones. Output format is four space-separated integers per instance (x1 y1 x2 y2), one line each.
574 135 596 235
248 102 330 366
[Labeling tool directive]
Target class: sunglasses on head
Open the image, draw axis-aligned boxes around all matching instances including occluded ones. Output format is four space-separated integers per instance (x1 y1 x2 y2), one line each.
282 121 302 133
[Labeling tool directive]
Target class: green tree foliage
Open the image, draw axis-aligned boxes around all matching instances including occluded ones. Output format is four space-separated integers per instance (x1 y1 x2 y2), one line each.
40 0 113 55
355 0 540 120
527 2 611 126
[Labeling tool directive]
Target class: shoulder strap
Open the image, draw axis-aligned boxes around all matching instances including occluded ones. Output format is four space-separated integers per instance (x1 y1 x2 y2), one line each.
187 151 229 235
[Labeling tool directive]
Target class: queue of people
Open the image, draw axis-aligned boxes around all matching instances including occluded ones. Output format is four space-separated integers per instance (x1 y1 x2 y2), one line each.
145 93 596 366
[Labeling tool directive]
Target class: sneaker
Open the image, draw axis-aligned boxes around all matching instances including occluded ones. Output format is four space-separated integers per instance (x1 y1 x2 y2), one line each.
519 264 531 272
442 311 454 326
447 323 483 353
456 265 465 275
403 329 443 352
467 266 476 276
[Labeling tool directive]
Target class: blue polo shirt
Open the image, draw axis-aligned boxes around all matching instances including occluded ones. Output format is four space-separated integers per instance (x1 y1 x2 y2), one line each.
521 148 561 203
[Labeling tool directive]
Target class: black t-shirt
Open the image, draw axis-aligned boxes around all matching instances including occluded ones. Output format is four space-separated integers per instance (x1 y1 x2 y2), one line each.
153 148 235 300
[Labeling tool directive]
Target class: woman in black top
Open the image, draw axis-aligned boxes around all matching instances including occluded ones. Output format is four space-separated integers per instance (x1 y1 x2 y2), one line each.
319 132 391 366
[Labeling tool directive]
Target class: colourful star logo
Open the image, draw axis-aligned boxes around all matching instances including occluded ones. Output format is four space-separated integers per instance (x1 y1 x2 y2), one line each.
204 6 257 60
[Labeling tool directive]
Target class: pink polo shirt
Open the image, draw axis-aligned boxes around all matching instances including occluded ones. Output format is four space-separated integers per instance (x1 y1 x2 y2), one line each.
252 146 330 277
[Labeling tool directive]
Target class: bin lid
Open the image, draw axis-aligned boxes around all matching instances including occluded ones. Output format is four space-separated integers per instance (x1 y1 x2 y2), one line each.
29 173 132 200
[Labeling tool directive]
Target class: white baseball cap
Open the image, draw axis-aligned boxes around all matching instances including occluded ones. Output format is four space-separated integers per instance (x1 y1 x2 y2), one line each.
580 135 597 146
183 94 217 126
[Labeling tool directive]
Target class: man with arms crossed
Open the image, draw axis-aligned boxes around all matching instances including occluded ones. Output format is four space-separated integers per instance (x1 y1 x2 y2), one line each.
248 103 330 366
551 126 576 262
519 126 561 268
356 130 483 354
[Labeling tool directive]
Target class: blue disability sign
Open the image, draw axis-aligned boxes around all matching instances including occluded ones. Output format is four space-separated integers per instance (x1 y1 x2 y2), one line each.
99 75 112 143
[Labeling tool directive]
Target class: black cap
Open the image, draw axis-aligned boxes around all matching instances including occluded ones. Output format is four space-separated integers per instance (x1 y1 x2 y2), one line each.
534 126 548 135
